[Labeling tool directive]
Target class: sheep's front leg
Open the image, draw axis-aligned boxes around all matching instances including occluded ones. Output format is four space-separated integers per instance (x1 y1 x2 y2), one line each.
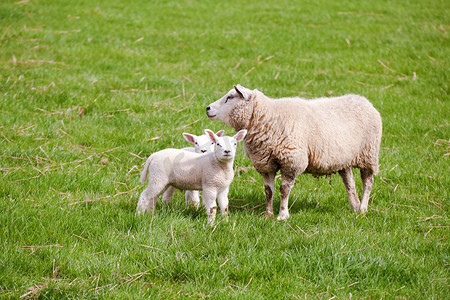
338 167 360 211
278 173 295 221
185 190 200 208
202 188 218 226
261 172 276 218
359 168 374 213
217 187 230 220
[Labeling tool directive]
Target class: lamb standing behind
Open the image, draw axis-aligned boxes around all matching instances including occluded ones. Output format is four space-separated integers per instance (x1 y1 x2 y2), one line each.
137 129 247 225
206 85 382 220
162 130 224 207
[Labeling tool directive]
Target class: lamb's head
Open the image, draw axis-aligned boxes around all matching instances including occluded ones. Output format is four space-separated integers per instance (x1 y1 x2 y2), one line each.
204 129 247 162
182 130 225 153
206 85 256 130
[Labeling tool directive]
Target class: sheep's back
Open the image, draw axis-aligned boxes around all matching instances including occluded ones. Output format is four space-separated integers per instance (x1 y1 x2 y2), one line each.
246 94 381 176
300 94 382 175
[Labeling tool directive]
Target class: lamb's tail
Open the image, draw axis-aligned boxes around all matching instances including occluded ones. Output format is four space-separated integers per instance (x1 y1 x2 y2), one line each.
139 155 153 184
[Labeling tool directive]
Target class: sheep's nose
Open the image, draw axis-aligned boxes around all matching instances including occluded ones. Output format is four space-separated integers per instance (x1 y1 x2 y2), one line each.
201 150 207 153
224 150 231 154
206 106 211 111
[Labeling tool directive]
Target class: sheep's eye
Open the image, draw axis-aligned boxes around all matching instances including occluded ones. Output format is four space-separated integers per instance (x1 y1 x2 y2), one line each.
225 95 233 103
217 143 221 147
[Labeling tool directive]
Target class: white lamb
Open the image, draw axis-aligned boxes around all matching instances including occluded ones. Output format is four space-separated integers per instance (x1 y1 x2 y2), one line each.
137 129 247 225
162 130 224 207
206 85 382 221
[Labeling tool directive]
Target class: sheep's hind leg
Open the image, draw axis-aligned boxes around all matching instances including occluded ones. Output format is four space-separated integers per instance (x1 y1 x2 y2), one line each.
185 190 200 208
136 177 168 214
359 168 374 213
136 185 166 215
338 167 360 212
277 173 295 221
162 187 175 203
261 172 276 219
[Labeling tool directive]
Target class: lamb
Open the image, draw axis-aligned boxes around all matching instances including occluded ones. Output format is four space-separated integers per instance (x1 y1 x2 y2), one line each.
162 130 224 207
206 84 382 221
137 129 247 225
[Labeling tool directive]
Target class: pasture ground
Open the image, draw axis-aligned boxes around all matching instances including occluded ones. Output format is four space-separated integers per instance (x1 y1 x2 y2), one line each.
0 0 448 298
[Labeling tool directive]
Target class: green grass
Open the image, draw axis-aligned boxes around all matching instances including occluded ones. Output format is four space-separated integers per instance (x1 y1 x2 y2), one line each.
1 0 448 298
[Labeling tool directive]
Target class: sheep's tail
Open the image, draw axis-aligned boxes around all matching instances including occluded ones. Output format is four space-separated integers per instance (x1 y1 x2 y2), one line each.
139 155 153 184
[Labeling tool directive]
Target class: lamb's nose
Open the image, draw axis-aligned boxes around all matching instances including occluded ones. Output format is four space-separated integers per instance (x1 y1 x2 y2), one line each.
206 106 211 111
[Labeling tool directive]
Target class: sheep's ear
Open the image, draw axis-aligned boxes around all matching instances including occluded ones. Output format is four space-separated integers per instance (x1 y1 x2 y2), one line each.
234 84 251 101
215 129 225 137
234 129 247 142
182 133 197 144
204 129 218 143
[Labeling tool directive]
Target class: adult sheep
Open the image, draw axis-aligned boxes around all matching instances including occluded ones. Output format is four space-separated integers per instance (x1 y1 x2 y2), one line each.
206 85 382 221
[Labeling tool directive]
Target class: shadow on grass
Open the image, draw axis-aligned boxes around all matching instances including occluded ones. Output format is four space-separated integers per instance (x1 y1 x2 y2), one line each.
228 189 338 218
131 187 343 223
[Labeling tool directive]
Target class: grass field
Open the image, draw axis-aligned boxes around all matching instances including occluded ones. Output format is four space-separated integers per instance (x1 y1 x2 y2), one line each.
0 0 448 298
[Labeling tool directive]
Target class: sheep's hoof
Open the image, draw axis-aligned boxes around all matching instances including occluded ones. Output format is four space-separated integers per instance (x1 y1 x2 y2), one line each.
277 211 290 221
359 205 368 214
265 211 274 219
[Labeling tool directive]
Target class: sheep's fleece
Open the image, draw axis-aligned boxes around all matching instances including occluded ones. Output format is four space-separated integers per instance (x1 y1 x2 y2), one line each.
206 85 382 220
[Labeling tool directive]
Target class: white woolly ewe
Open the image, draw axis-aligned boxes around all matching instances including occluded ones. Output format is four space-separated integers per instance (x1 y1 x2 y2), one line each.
206 84 382 220
137 129 247 225
162 130 224 207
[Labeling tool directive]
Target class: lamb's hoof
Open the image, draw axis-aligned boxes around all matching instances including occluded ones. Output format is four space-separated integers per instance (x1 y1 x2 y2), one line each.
277 211 290 221
136 209 146 216
207 216 216 227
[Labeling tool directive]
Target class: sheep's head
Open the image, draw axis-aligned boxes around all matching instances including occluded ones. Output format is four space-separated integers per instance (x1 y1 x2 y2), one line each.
204 129 247 162
182 130 225 153
206 85 255 130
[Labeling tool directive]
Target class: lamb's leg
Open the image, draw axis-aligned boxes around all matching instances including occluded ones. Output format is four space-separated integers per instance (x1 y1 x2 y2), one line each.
338 167 360 212
261 172 276 218
185 190 200 208
162 187 175 203
202 189 218 226
217 187 230 220
278 173 295 221
136 185 166 215
136 175 168 214
359 168 374 213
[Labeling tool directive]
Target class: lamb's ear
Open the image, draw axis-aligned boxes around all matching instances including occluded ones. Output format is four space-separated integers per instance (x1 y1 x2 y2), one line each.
234 129 247 142
204 129 218 143
182 133 197 144
234 84 251 101
215 129 225 137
